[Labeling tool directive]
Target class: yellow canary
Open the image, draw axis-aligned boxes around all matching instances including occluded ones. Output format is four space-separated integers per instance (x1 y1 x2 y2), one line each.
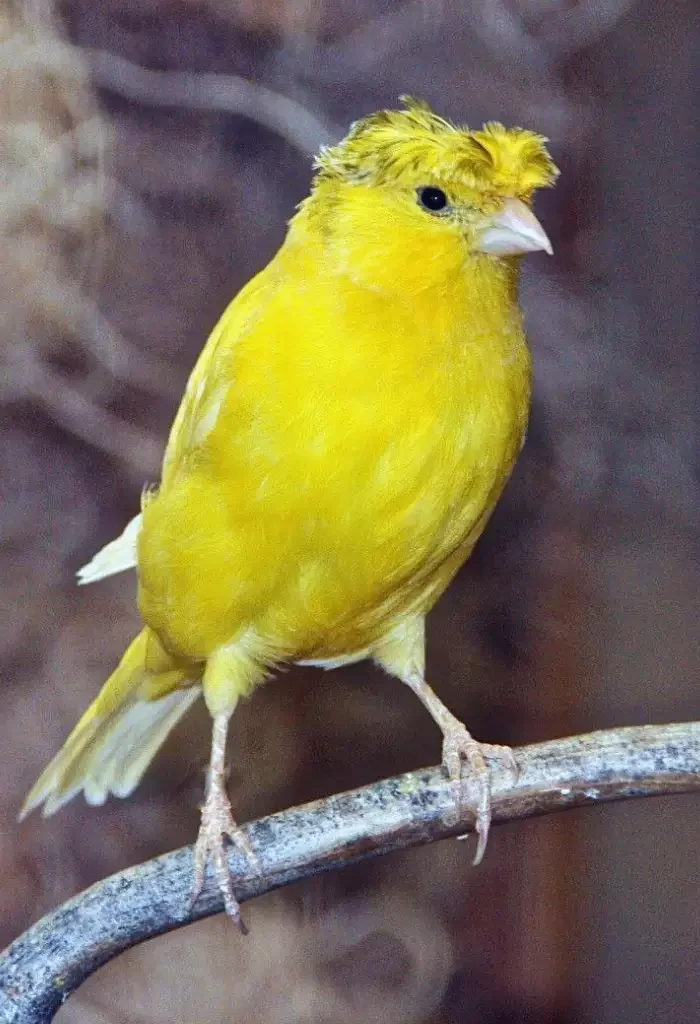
22 98 558 926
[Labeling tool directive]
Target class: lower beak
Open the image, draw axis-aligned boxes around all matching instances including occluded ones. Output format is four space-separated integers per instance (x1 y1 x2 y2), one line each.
477 197 553 256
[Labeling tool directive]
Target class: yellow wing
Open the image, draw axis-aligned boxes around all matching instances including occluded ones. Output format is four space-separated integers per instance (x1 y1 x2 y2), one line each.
135 257 296 659
75 266 276 587
160 265 275 492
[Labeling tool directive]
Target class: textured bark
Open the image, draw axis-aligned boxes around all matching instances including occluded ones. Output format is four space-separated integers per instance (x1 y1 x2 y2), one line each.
1 722 699 1023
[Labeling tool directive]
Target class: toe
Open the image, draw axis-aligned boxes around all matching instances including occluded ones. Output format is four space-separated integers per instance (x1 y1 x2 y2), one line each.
483 742 518 777
471 789 491 866
226 826 261 874
213 843 247 932
191 829 248 930
441 726 502 865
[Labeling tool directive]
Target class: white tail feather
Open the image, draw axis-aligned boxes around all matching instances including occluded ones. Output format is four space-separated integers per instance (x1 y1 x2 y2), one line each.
23 686 201 818
77 514 142 585
81 687 202 804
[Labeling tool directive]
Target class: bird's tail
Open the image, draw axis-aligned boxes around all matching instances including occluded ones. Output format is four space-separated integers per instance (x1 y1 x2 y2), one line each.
20 628 201 819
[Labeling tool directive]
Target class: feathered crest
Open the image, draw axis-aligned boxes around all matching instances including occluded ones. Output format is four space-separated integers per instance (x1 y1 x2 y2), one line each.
314 97 558 198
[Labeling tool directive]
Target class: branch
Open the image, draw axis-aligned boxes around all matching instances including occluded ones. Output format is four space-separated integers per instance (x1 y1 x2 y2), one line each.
2 723 699 1022
86 49 336 157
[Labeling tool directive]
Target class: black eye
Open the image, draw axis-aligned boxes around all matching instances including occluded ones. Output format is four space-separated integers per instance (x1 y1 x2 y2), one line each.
418 186 448 212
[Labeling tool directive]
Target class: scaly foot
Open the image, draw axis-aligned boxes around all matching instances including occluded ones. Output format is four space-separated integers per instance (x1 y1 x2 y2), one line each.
441 720 518 865
190 776 259 932
396 670 518 866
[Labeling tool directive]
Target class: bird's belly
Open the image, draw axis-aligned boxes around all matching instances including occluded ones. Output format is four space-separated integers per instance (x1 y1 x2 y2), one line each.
139 373 528 665
260 412 525 659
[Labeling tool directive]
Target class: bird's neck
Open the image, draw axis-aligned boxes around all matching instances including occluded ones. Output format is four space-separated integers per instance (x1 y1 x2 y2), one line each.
281 214 529 385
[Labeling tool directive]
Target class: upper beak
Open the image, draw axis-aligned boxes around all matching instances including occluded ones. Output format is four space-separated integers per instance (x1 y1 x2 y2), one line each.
477 197 553 256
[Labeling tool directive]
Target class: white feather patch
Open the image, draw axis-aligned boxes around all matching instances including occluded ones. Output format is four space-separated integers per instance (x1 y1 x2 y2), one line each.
297 650 369 670
191 386 226 446
77 514 142 585
82 687 201 804
25 686 201 819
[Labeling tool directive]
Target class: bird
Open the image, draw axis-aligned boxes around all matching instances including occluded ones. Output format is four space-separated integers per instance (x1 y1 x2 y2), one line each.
21 98 558 928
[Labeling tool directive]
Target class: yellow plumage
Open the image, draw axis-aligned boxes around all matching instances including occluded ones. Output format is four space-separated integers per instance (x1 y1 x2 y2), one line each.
23 99 558 924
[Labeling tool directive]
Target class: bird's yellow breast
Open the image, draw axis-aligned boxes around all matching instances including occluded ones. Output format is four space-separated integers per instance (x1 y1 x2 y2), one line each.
138 231 531 667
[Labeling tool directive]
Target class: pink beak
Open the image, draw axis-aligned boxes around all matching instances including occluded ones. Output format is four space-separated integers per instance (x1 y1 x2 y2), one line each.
477 197 553 256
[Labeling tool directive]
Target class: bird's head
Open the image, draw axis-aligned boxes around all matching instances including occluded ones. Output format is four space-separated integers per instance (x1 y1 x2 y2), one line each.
296 98 558 294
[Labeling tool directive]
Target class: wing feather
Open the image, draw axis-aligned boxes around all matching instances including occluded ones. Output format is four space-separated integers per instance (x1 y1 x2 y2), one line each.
76 514 141 584
161 268 273 488
77 267 274 586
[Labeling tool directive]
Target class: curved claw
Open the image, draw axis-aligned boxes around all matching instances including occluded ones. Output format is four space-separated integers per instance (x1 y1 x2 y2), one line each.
442 727 517 865
190 785 259 933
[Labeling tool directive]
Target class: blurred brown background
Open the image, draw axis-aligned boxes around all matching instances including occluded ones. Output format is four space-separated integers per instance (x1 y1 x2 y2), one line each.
1 0 697 1021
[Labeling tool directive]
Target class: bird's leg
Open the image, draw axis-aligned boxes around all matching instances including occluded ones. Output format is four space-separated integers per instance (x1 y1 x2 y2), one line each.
402 672 517 865
190 713 258 931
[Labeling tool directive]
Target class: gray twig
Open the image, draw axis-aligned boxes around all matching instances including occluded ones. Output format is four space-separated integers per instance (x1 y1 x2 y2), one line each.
86 49 336 156
1 722 698 1022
